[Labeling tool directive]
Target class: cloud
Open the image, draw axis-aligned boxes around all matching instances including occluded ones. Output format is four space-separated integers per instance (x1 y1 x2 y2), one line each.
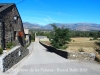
48 16 56 22
24 10 72 16
21 10 71 25
37 22 47 25
44 19 49 23
23 16 57 25
43 16 57 23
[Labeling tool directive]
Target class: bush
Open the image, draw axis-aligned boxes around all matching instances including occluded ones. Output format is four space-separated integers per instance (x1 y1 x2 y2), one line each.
93 37 98 40
61 45 68 49
96 50 100 54
73 40 75 42
0 47 3 55
78 48 84 52
90 39 93 41
6 42 15 49
97 39 100 41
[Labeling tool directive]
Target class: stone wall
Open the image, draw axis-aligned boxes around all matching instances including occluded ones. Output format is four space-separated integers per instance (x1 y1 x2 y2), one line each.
68 52 95 61
39 42 69 58
3 5 22 43
40 42 95 61
0 46 29 72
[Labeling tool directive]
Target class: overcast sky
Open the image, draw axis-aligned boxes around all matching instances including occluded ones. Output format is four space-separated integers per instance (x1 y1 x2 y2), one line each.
0 0 100 25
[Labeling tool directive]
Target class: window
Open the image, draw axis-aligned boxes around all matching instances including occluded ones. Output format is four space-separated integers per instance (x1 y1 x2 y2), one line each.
0 6 2 8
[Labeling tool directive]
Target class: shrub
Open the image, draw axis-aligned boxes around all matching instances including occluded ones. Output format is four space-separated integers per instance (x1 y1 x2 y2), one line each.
6 42 15 49
93 36 98 40
97 50 100 54
94 42 100 54
90 39 93 41
78 48 84 52
61 45 68 49
73 40 75 42
0 47 3 55
97 39 100 41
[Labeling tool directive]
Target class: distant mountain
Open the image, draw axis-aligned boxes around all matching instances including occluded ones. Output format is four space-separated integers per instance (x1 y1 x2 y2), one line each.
23 22 100 31
23 22 42 29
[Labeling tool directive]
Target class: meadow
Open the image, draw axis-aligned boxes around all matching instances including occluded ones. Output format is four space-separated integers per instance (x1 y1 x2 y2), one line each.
67 37 98 53
42 37 99 53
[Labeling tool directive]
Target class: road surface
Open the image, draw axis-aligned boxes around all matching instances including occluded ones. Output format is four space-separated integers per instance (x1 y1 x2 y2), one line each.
3 42 100 75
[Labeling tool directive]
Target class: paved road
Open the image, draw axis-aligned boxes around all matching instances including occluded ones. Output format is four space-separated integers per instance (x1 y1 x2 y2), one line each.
4 42 100 75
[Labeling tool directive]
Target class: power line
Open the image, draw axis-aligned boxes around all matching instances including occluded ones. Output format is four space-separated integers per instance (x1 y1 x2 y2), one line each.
16 0 25 5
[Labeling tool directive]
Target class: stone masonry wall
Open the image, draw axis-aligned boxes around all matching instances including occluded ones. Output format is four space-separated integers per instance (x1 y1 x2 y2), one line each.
3 5 21 42
68 52 95 61
1 4 25 48
40 42 96 61
1 46 29 72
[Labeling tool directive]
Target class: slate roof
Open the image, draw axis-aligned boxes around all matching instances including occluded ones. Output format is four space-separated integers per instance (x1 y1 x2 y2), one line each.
0 3 15 12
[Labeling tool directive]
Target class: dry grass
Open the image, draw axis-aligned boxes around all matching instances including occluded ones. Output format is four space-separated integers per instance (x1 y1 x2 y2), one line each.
41 38 100 62
41 41 51 46
66 37 97 53
41 37 98 53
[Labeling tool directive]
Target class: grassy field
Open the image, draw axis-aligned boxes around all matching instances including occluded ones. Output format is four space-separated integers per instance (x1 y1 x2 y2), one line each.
67 37 97 53
41 37 99 53
41 37 100 62
41 41 51 46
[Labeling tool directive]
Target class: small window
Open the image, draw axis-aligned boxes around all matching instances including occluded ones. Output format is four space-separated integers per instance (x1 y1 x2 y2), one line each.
0 6 2 8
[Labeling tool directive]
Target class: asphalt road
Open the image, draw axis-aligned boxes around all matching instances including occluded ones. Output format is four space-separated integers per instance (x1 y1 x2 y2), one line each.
4 42 100 75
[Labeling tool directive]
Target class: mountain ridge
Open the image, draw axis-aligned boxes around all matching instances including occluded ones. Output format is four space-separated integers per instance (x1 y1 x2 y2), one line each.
23 22 100 31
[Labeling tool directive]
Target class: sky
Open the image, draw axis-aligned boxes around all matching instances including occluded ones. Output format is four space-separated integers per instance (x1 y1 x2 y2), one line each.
0 0 100 26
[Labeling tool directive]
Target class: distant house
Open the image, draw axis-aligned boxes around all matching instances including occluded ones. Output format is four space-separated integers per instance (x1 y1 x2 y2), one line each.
35 36 49 42
24 29 31 45
0 3 25 49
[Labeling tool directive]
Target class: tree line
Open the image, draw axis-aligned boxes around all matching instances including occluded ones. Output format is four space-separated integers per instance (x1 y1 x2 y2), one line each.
32 30 100 40
69 30 100 38
30 24 100 49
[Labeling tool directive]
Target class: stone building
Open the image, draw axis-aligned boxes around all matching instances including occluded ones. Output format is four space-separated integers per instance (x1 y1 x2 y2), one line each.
24 28 31 45
0 3 25 49
35 36 49 42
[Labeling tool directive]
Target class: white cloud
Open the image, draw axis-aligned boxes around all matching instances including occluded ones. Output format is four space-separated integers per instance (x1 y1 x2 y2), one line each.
48 16 56 22
21 10 71 25
44 19 49 23
22 15 58 25
24 10 72 16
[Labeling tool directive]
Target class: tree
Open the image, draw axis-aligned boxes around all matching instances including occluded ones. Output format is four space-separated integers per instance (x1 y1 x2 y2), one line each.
94 41 100 62
50 24 71 49
31 31 35 41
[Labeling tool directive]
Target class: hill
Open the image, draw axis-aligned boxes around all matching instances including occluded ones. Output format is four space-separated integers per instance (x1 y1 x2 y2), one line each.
23 22 100 31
